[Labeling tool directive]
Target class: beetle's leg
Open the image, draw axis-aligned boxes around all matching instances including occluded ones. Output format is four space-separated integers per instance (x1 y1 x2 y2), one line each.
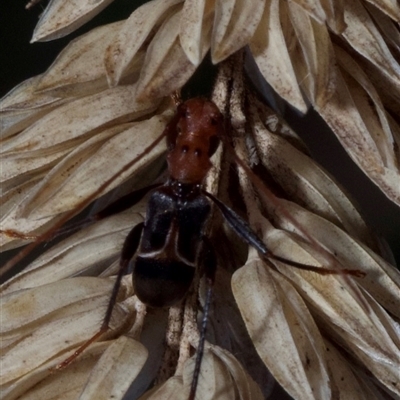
2 184 158 241
55 222 144 369
55 184 160 238
189 237 217 400
204 190 365 277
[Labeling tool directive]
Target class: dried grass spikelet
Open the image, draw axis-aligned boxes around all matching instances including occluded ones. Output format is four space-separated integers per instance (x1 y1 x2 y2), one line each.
1 274 149 400
13 0 400 209
1 1 400 400
222 60 400 398
0 83 171 251
2 57 400 399
3 0 400 250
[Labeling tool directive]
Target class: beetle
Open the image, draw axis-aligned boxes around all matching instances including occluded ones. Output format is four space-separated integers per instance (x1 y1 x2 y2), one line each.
1 97 364 399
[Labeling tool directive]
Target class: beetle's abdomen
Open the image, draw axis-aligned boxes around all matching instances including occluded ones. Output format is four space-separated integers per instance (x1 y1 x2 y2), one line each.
133 256 195 307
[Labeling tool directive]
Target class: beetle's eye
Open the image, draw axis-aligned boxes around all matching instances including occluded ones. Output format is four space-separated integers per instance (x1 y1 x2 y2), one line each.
182 145 189 153
179 106 188 118
194 149 202 157
210 118 218 126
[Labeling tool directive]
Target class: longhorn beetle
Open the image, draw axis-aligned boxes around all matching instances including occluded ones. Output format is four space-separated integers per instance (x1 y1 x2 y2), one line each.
1 97 364 399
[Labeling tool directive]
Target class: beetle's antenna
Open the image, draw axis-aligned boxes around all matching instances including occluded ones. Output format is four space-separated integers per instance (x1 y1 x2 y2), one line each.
1 129 167 279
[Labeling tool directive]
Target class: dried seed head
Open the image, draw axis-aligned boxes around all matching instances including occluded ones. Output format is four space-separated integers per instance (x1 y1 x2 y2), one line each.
2 1 400 399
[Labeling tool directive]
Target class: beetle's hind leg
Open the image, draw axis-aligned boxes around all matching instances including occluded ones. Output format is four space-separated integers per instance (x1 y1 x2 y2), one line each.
187 237 217 400
54 222 144 370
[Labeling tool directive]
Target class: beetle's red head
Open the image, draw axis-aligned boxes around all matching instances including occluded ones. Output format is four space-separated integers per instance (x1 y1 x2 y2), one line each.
166 98 223 184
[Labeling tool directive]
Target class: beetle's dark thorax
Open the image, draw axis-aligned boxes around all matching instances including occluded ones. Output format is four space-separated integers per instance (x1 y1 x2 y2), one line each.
133 180 211 307
139 181 210 261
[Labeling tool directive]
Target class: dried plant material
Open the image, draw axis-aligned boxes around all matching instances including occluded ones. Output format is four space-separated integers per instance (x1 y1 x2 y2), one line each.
0 89 168 250
0 76 61 113
241 108 400 314
140 376 185 400
79 336 148 400
226 66 400 397
304 287 399 394
35 21 126 97
290 0 326 23
262 225 400 395
179 345 263 400
182 349 236 399
0 75 67 139
233 204 400 396
209 346 264 399
249 99 375 247
319 0 346 33
1 205 144 294
287 2 337 106
1 276 135 385
1 277 115 332
270 199 400 314
135 10 207 100
335 46 397 170
233 251 331 400
1 342 109 400
1 273 142 400
366 0 400 21
250 0 307 112
315 61 400 206
1 179 39 230
365 2 400 53
342 0 400 87
31 0 115 42
1 148 70 194
323 340 378 399
2 84 159 156
211 0 266 63
356 56 400 117
21 114 168 219
180 0 212 65
22 0 400 209
2 2 400 399
105 0 183 86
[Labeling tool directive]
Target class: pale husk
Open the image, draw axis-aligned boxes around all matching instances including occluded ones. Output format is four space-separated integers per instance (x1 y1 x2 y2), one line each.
2 1 400 399
31 0 115 42
17 0 400 205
